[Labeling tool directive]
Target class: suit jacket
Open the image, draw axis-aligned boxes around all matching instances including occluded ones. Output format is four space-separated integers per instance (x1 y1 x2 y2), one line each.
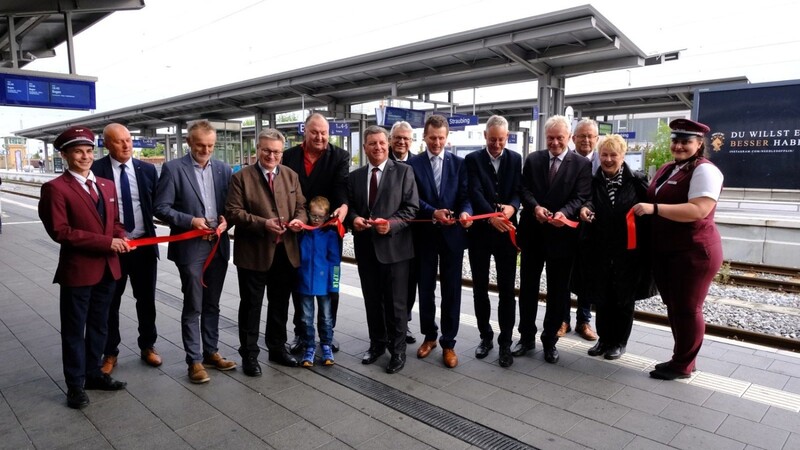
408 151 473 251
282 143 350 209
92 155 159 258
346 159 418 264
38 172 125 287
464 148 521 230
519 149 591 254
153 154 231 264
225 163 307 271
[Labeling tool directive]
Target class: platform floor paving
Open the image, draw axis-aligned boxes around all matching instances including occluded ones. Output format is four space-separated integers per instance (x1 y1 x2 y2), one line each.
1 203 800 449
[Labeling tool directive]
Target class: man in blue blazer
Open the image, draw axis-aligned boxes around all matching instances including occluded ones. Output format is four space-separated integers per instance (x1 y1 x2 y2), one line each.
409 115 472 369
154 119 236 384
92 123 162 374
464 115 521 368
515 115 592 364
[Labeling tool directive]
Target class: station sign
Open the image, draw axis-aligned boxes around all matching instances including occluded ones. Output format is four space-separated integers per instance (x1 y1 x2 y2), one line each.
0 72 96 111
508 134 517 144
298 121 350 136
97 137 158 149
618 131 636 139
378 106 427 129
446 114 479 131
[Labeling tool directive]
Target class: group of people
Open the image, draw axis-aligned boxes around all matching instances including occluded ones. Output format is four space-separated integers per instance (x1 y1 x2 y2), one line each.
38 111 722 410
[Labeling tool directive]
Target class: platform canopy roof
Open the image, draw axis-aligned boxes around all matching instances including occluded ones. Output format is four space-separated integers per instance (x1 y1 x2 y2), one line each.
14 4 682 141
0 0 145 69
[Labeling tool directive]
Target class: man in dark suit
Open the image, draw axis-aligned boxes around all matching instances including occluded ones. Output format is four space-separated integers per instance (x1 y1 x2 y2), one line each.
39 126 130 409
409 115 472 369
388 120 418 345
346 125 418 374
465 115 521 368
282 113 350 354
514 115 592 364
92 123 162 374
226 129 307 375
154 119 236 384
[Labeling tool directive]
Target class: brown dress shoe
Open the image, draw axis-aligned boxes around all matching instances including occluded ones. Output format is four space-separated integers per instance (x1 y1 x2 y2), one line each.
556 322 571 337
442 348 458 368
100 355 117 375
575 323 598 341
188 363 210 384
141 348 163 367
417 340 437 359
202 353 237 371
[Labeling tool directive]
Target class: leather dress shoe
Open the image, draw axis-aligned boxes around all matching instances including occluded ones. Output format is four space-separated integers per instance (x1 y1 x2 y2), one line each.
405 330 417 344
511 339 535 357
141 348 162 367
417 340 437 359
288 336 304 355
362 347 386 365
100 355 117 375
188 363 210 384
331 338 340 353
268 350 299 367
203 352 237 371
604 345 626 360
576 323 598 341
443 348 458 368
543 347 560 364
654 361 697 374
498 346 513 368
556 322 571 337
85 373 127 391
475 339 493 359
587 342 608 357
386 353 406 374
242 355 262 377
67 387 89 409
649 367 691 380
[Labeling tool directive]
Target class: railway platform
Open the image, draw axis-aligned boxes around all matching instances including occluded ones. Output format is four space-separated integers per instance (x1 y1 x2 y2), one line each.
1 194 800 449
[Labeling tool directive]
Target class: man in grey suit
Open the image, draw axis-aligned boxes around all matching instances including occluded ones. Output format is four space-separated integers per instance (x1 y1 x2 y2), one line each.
346 125 418 374
92 123 163 375
154 119 237 384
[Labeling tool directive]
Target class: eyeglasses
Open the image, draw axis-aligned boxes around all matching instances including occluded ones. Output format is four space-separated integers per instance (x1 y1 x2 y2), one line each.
309 214 326 222
260 150 283 157
393 136 411 141
576 134 597 140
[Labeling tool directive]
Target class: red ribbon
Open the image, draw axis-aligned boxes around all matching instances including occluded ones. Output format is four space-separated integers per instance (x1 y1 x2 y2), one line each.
128 228 221 288
547 215 579 228
294 217 345 238
625 208 637 250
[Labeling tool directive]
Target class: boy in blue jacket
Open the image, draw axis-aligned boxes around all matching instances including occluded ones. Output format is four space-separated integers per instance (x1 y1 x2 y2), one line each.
298 196 341 366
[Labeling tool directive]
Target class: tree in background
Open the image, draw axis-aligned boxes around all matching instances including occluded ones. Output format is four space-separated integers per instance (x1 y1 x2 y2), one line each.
645 121 672 174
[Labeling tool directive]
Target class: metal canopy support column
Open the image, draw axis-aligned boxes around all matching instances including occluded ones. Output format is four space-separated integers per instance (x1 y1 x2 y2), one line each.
357 116 366 168
254 111 263 136
536 72 566 149
63 11 76 74
7 16 18 68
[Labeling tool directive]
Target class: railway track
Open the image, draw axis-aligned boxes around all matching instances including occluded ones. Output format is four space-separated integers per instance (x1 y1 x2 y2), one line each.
723 261 800 293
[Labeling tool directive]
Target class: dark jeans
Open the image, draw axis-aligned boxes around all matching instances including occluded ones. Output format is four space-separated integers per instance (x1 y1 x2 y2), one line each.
564 295 593 325
301 295 333 347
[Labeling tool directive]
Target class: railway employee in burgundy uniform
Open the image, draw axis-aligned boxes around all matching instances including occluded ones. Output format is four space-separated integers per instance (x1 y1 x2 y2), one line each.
633 118 724 380
39 126 130 409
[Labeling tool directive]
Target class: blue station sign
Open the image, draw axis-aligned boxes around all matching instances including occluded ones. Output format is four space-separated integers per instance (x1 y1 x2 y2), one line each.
1 71 96 111
298 121 351 136
98 137 157 149
618 131 637 139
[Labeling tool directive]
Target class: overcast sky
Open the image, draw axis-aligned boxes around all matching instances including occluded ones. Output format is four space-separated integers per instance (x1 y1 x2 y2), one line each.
1 0 799 137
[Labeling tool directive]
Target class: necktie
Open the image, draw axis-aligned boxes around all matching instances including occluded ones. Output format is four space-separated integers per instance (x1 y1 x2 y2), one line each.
548 157 561 184
431 155 442 195
267 172 274 193
368 167 379 210
119 164 135 232
85 179 99 205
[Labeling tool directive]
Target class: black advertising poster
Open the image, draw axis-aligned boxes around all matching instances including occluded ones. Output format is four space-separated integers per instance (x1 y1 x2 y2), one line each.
694 80 800 189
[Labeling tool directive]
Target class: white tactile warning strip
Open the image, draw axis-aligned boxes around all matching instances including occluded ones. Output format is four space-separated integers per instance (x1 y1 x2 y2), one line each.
339 276 800 412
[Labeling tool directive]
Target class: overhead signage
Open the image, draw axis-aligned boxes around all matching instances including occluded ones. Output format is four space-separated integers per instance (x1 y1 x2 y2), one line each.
508 134 517 144
97 137 157 149
446 114 479 131
618 131 636 139
297 121 351 136
380 106 426 129
1 72 96 111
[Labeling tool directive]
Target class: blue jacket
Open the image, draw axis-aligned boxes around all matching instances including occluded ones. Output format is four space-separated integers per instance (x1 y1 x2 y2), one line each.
297 227 341 296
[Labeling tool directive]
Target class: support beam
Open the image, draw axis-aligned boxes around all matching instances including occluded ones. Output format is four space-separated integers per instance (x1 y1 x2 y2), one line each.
63 11 75 74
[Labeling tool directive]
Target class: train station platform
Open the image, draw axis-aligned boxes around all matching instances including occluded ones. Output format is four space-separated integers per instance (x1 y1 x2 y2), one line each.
1 194 800 449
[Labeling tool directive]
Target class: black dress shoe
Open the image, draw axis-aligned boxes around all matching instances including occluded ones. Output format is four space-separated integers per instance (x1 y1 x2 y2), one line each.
84 373 127 391
654 361 697 372
288 336 304 355
511 339 535 357
386 354 406 374
587 342 608 357
405 330 417 344
66 387 89 409
268 350 299 367
475 339 493 359
361 347 386 365
243 356 262 377
498 346 513 368
331 339 340 353
543 347 559 364
604 345 626 360
649 367 691 380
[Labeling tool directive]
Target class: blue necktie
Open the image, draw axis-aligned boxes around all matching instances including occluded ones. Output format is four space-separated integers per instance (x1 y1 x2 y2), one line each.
119 163 135 232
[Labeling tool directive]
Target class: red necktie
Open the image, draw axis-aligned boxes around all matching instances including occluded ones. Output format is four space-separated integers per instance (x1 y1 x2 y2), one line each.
268 172 274 193
548 157 561 184
368 167 379 210
85 179 99 205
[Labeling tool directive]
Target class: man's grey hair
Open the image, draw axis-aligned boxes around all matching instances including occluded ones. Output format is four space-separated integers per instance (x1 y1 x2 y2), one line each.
389 121 413 137
257 128 285 144
485 115 508 130
363 125 389 143
574 118 598 134
544 115 571 133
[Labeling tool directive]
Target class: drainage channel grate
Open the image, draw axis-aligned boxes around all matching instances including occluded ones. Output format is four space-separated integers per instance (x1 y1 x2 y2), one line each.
316 365 538 450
